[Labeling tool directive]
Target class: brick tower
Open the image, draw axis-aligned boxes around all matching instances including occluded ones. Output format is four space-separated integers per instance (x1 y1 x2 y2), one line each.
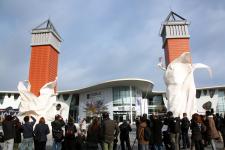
160 11 190 67
29 20 62 96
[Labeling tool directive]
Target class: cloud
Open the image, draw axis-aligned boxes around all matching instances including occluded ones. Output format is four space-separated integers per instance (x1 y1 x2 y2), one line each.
0 0 225 92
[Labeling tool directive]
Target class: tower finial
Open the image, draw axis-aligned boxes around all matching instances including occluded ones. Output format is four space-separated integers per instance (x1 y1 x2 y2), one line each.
169 0 173 12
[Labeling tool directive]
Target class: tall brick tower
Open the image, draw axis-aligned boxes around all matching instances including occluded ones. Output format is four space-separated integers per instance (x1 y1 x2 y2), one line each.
160 11 190 67
29 20 61 96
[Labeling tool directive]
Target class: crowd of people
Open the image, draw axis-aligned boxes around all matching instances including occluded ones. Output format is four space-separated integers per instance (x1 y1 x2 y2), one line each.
0 112 120 150
134 110 225 150
1 109 225 150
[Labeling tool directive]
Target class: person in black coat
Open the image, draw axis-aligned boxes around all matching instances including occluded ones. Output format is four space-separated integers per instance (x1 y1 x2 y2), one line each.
152 113 163 150
119 120 132 150
2 115 16 150
51 114 65 150
63 117 77 150
181 113 190 149
13 116 22 150
33 117 50 150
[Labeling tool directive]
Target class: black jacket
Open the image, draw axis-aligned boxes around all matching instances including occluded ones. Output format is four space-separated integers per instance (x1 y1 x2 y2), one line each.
2 120 16 141
34 123 50 142
190 121 205 141
181 117 190 132
119 122 132 140
152 118 163 144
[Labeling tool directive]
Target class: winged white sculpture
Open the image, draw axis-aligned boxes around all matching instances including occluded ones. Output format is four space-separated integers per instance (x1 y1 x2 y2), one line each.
158 52 212 118
17 78 70 122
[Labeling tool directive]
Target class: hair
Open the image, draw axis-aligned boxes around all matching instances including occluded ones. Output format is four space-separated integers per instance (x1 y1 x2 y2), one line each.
56 103 61 107
140 116 146 122
24 116 29 122
102 112 109 119
39 117 45 124
90 117 99 131
143 113 147 117
68 116 74 124
192 113 199 123
206 110 212 116
4 115 12 121
183 113 187 117
167 111 173 117
55 114 61 120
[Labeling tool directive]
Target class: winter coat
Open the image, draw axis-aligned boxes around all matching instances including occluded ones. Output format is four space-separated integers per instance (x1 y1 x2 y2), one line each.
137 121 149 145
119 122 132 140
14 121 22 143
34 123 50 142
190 121 205 141
86 124 100 148
51 119 65 140
152 118 163 144
205 116 220 139
2 120 16 141
181 117 190 132
21 116 36 139
101 119 119 144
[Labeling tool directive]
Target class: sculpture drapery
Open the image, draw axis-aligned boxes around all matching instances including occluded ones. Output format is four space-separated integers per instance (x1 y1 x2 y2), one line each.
159 52 212 118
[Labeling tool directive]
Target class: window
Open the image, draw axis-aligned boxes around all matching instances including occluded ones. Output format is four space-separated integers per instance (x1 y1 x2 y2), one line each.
62 94 70 100
113 87 135 106
216 91 225 114
0 94 4 104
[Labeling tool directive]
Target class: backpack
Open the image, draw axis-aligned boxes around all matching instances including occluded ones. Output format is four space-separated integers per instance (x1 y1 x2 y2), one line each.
52 129 63 142
65 125 75 138
143 127 151 141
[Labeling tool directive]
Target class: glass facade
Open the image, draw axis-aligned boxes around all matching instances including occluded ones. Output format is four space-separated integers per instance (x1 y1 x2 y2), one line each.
113 86 135 106
0 94 4 104
148 95 167 115
216 90 225 114
69 94 79 122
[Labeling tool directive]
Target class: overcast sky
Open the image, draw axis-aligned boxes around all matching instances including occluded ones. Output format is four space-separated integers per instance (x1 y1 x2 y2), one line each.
0 0 225 92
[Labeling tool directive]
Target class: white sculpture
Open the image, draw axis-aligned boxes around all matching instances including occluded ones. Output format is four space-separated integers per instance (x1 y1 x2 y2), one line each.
17 78 70 122
158 52 211 118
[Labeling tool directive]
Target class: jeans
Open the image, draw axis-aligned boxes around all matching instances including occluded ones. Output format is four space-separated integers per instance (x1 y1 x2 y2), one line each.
3 139 14 150
182 131 190 148
154 144 163 150
102 141 113 150
139 144 149 150
52 140 62 150
20 138 33 150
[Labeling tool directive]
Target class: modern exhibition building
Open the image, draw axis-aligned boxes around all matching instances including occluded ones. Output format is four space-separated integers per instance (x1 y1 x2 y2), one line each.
1 79 225 124
0 12 225 124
